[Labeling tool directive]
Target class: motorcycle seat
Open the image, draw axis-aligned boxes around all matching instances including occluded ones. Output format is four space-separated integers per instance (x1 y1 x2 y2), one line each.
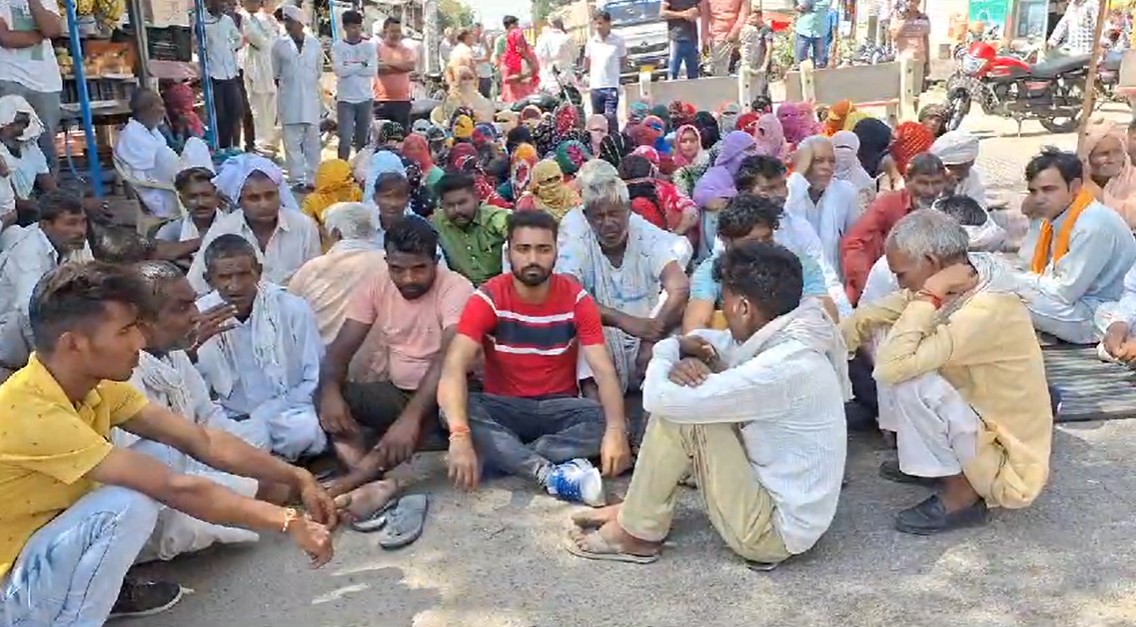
1028 53 1092 78
509 93 559 112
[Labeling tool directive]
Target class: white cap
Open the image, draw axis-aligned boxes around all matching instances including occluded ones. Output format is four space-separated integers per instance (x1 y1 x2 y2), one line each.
280 4 307 25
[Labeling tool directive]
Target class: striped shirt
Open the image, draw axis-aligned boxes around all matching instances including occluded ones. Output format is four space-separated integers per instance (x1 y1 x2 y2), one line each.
457 273 604 397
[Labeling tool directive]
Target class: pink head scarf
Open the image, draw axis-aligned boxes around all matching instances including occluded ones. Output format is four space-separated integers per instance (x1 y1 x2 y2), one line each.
753 114 786 159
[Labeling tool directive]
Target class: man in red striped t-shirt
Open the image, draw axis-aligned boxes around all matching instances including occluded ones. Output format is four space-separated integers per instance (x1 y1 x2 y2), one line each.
437 211 631 506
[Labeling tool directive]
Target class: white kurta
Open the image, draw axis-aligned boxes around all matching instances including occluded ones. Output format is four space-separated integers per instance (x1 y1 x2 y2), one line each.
113 119 212 218
785 173 860 280
243 10 280 149
118 350 264 562
0 226 92 366
272 34 322 185
187 207 321 294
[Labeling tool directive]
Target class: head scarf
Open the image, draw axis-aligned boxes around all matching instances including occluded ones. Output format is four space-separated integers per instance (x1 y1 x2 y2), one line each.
692 131 756 205
642 115 669 154
452 114 475 141
1078 118 1136 227
891 121 935 176
454 152 511 208
474 122 498 144
302 159 362 223
627 123 660 149
411 118 433 135
402 133 435 171
365 150 408 201
528 159 580 220
778 101 821 145
0 95 43 142
520 105 543 126
719 103 741 134
753 114 786 159
162 83 204 137
599 132 630 168
832 130 874 193
554 104 579 138
852 117 893 178
212 153 299 211
532 119 557 156
692 111 720 149
843 110 870 132
506 125 534 155
448 141 479 168
735 112 760 136
824 100 855 137
930 130 980 166
621 154 665 227
632 145 661 168
648 104 671 130
511 143 539 192
555 140 590 176
918 104 950 138
378 121 406 146
672 124 704 167
628 101 650 125
668 101 695 129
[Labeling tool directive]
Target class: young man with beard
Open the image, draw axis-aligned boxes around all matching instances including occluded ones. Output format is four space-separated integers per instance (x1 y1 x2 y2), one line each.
0 190 91 378
431 172 510 286
193 235 327 461
317 219 473 513
0 262 334 623
154 167 223 265
438 211 632 506
843 210 1053 534
567 242 847 566
841 152 951 305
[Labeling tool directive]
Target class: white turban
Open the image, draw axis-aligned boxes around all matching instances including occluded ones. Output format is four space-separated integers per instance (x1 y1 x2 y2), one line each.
212 153 299 212
930 130 980 166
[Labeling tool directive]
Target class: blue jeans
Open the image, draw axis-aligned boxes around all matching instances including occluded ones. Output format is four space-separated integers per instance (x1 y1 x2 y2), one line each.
463 393 605 483
794 34 825 67
669 39 700 80
0 486 159 626
590 87 620 134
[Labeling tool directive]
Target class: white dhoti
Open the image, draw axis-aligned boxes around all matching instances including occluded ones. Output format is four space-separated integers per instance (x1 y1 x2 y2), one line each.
248 90 279 150
281 123 320 187
577 293 668 393
255 404 328 462
879 372 980 478
122 437 259 563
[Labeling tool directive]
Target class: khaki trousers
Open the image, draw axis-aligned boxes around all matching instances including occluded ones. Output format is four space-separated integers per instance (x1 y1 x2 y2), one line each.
617 416 790 564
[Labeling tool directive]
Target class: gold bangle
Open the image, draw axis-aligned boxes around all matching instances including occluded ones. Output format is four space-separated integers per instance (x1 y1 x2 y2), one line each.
281 507 299 533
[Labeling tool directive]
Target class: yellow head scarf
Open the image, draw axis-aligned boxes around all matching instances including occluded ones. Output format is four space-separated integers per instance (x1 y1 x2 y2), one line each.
452 114 474 140
530 159 580 221
302 159 362 223
843 110 871 132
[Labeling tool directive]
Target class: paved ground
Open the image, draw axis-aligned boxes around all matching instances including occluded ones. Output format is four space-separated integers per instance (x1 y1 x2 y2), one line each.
127 106 1136 627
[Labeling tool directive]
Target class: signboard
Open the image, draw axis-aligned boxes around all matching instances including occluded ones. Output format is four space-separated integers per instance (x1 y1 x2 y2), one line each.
146 0 191 27
967 0 1010 30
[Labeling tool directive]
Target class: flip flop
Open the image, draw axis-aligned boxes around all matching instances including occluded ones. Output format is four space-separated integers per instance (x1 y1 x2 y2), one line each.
570 510 611 530
375 494 429 550
563 530 659 564
349 499 397 533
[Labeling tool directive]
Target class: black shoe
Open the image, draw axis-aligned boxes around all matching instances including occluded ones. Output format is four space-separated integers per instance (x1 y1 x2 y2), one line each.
109 580 183 618
894 494 989 536
879 461 940 488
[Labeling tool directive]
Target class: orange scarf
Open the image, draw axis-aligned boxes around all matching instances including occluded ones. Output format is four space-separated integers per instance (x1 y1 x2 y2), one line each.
1029 188 1094 274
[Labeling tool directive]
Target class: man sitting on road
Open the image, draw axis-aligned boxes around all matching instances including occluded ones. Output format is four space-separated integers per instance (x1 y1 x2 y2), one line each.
317 219 473 511
930 130 988 208
1014 149 1136 344
567 242 848 567
431 172 510 286
684 193 833 332
841 153 952 305
188 155 321 294
153 167 223 266
0 261 334 624
0 190 91 379
438 211 632 506
557 166 692 393
843 210 1054 535
194 235 327 461
289 201 387 344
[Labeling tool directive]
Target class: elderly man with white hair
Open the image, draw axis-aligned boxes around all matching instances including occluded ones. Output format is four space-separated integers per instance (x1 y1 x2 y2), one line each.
557 162 693 393
930 130 987 207
786 135 861 278
842 209 1054 535
288 201 387 344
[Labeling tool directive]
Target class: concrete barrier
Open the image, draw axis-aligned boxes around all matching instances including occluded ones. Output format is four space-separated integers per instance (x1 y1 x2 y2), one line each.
634 71 758 112
784 58 915 123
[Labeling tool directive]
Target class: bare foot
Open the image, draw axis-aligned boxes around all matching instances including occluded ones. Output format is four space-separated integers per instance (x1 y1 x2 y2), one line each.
332 439 368 470
335 479 400 521
571 503 623 529
568 521 661 558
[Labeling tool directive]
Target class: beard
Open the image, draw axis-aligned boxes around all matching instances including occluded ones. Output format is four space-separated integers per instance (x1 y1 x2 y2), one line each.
513 264 551 287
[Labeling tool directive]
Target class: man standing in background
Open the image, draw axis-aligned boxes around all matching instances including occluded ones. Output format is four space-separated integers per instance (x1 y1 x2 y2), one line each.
374 17 417 129
0 0 63 171
439 27 456 71
585 11 626 133
331 10 376 161
472 23 494 98
1048 0 1098 55
891 0 930 113
241 0 278 154
273 5 322 191
535 18 576 92
202 0 245 150
794 0 830 68
662 0 701 80
702 0 746 76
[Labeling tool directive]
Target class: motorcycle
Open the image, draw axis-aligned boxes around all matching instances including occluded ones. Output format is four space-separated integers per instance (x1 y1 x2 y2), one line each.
508 67 585 118
944 41 1090 134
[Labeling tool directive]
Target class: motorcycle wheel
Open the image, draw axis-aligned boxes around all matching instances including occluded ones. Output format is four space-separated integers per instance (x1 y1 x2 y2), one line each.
1038 115 1080 134
946 91 970 131
1039 76 1085 134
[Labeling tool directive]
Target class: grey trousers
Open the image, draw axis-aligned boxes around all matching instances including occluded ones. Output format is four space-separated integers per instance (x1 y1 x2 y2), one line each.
336 99 373 160
0 81 60 170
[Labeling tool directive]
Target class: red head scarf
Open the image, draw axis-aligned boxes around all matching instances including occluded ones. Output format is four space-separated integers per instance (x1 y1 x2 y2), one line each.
891 121 935 175
162 83 204 137
402 134 434 171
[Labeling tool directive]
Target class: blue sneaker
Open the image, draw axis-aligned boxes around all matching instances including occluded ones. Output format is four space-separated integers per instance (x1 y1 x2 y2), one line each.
545 459 605 507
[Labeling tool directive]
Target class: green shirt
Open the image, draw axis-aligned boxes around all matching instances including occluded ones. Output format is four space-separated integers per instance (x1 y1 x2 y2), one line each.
432 204 510 286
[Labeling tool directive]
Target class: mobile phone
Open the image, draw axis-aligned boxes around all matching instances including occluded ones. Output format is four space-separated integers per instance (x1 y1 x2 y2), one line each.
196 291 226 312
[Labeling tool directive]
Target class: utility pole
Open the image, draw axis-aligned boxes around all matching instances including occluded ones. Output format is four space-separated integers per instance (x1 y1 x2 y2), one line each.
1076 0 1109 153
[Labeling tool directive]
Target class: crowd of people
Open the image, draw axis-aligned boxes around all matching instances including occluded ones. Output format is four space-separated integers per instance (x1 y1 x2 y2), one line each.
10 0 1136 620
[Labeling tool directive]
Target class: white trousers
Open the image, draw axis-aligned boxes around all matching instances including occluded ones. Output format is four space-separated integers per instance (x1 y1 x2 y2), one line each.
281 123 320 186
879 372 980 478
248 90 279 150
258 404 328 462
576 293 668 393
1021 284 1110 344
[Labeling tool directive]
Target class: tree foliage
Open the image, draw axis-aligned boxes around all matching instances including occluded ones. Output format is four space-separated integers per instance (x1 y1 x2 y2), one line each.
438 0 475 31
533 0 574 23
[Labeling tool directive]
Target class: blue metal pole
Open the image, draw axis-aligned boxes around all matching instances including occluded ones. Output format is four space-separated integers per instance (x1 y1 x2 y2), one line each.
62 0 102 197
330 0 340 43
193 0 219 150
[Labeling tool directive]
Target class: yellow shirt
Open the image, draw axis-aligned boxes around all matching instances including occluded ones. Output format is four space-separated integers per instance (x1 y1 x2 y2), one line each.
0 354 149 577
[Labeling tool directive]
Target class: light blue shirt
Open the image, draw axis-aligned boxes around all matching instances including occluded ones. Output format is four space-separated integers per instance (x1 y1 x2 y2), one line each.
795 0 831 38
692 247 827 305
